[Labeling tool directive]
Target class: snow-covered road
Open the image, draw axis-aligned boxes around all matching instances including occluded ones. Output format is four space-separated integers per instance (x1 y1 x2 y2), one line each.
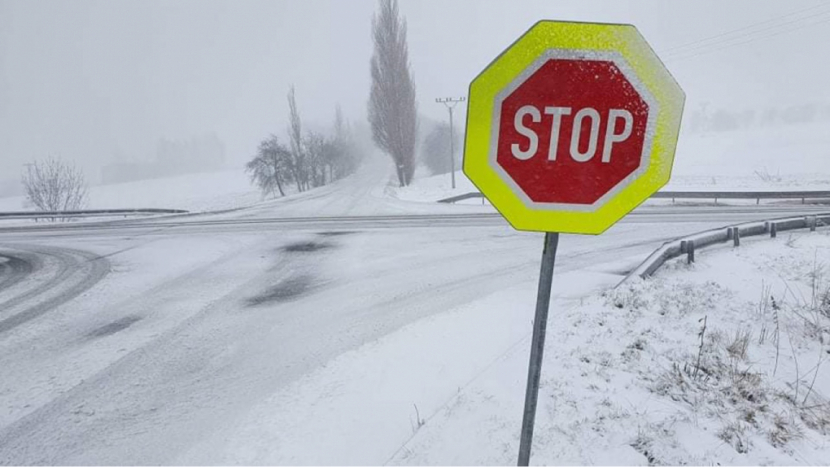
1 165 827 464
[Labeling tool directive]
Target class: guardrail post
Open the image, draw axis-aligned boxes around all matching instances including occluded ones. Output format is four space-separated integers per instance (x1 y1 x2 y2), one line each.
808 216 817 232
726 228 733 240
680 240 687 254
687 240 695 264
733 228 741 247
770 222 777 238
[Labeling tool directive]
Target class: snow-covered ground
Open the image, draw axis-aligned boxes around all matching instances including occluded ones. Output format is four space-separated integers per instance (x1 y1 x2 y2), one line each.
673 122 830 179
2 121 829 465
176 224 830 465
387 165 480 204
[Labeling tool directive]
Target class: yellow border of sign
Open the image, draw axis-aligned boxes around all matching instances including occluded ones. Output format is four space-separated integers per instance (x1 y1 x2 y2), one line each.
463 20 685 235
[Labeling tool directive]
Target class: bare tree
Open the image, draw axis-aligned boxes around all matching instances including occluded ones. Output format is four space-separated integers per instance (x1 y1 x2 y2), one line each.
246 135 292 198
21 157 88 213
421 121 460 176
368 0 418 187
287 86 308 192
304 131 328 188
331 105 360 180
334 104 347 143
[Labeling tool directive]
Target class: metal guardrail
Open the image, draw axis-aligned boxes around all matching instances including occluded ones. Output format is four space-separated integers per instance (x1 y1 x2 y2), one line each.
653 190 830 204
438 192 487 204
0 208 188 221
617 212 830 287
438 190 830 204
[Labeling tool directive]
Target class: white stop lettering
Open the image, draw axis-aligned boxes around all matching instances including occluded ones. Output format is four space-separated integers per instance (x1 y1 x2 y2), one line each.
510 106 633 163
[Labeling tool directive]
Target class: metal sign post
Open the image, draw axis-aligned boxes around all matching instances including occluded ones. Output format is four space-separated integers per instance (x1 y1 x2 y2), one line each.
517 232 559 466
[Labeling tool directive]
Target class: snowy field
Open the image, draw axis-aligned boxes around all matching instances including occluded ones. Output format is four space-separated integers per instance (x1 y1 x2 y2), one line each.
175 225 830 465
0 169 262 213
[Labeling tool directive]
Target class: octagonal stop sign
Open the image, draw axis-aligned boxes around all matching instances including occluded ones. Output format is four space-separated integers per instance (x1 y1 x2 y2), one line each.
465 21 685 234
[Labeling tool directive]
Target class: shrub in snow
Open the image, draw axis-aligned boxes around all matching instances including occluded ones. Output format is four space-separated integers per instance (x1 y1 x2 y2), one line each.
719 420 752 454
768 414 804 448
604 279 657 312
604 278 729 317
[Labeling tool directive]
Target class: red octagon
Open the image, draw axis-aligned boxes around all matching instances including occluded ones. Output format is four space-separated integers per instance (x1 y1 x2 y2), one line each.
495 57 651 206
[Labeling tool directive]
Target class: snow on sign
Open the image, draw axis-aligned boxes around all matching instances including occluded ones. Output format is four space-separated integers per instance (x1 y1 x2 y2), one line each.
464 20 685 234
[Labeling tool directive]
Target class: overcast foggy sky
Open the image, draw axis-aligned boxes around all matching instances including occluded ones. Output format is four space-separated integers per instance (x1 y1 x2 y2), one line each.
1 0 829 178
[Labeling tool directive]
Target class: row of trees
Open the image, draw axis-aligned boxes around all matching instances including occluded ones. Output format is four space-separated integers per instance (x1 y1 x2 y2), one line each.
246 87 360 198
251 0 449 194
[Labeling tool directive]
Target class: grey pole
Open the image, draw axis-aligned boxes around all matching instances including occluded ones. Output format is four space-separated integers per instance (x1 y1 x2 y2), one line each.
449 106 456 189
435 97 466 190
518 232 560 466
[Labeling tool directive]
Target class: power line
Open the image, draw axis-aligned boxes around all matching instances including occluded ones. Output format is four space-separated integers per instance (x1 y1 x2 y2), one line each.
659 2 830 55
664 14 830 62
663 9 830 59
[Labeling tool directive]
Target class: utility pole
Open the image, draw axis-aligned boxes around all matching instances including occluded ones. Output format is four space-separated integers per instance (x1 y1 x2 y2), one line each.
435 97 465 189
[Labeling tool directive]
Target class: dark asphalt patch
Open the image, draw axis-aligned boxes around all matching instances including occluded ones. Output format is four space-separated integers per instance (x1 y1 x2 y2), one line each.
87 316 141 338
246 275 314 306
0 254 35 288
281 241 334 253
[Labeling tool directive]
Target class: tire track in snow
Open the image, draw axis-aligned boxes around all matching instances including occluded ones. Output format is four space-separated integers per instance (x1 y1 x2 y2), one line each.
0 244 110 334
0 235 326 465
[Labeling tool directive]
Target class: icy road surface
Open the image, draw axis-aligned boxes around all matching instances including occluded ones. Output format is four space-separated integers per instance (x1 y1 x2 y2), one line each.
1 167 828 464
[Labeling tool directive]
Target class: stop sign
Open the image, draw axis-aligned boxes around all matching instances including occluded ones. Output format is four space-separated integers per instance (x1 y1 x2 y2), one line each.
495 51 654 207
465 22 684 234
